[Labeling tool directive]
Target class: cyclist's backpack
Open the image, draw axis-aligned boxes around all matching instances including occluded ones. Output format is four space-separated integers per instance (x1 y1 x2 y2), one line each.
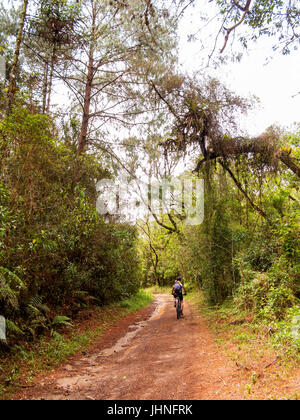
173 282 182 293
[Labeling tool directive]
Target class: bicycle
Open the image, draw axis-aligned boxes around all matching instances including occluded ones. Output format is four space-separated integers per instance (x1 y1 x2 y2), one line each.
174 294 183 319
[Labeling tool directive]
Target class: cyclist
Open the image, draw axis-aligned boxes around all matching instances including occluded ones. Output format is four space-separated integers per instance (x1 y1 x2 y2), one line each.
172 276 186 316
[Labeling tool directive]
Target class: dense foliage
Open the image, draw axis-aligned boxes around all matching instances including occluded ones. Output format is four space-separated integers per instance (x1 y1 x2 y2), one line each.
0 107 141 344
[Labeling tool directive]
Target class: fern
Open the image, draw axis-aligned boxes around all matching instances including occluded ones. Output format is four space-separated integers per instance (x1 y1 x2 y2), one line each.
0 267 25 290
26 297 50 337
0 278 18 310
29 296 43 308
0 267 26 311
51 315 73 328
26 296 72 337
27 296 50 315
6 319 24 336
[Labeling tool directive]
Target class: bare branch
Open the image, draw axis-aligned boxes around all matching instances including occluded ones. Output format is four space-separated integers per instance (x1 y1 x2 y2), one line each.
220 0 252 53
150 82 181 123
233 0 252 12
219 160 268 219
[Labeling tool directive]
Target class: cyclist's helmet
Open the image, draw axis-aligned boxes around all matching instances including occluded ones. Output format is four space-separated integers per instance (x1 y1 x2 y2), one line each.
176 276 181 282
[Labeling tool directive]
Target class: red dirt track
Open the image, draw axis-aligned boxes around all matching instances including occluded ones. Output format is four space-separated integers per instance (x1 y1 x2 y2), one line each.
12 294 300 400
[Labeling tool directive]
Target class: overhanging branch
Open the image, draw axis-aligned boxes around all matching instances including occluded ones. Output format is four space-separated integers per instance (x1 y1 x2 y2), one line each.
219 160 268 219
220 0 252 53
192 136 300 178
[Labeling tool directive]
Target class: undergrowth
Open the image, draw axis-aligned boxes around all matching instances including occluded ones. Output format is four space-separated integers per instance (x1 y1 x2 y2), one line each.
0 289 153 399
187 290 300 362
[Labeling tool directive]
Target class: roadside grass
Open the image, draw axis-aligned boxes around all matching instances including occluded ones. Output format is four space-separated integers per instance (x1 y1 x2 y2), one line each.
0 289 153 399
187 289 300 399
144 285 171 295
119 289 154 311
187 289 300 358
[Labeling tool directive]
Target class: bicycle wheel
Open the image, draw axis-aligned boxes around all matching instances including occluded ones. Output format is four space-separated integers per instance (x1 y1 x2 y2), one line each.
176 298 181 319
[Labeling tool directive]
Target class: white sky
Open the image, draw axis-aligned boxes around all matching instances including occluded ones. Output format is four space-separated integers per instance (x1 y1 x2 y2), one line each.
178 0 300 136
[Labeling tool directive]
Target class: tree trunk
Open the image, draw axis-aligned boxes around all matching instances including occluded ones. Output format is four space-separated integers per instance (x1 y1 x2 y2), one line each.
42 60 49 114
46 44 57 114
75 6 96 182
7 0 29 113
77 60 93 157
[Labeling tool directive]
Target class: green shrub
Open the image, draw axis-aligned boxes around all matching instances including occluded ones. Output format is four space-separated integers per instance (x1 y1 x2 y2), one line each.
272 306 300 354
0 108 142 349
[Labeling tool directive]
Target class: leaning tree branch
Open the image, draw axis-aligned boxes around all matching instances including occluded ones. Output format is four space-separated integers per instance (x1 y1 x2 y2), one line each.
219 160 268 219
148 206 178 233
278 149 300 178
167 212 179 234
233 0 252 12
192 136 300 178
220 0 252 53
150 82 182 124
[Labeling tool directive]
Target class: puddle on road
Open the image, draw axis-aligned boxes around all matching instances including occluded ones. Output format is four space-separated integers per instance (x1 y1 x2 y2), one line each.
100 294 168 357
49 295 172 397
56 375 89 389
150 303 166 321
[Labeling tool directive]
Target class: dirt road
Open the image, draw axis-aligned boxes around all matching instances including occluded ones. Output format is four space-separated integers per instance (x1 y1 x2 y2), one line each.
13 294 300 400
